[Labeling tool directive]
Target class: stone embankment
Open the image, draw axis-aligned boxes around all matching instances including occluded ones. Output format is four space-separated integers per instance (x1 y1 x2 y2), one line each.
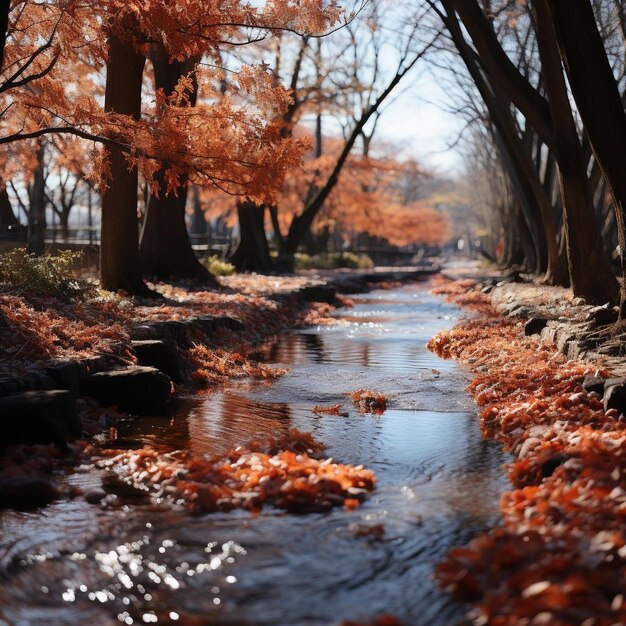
443 264 626 416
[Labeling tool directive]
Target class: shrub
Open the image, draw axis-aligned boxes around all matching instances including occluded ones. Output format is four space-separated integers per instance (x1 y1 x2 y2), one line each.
0 248 96 300
202 255 236 276
294 252 374 270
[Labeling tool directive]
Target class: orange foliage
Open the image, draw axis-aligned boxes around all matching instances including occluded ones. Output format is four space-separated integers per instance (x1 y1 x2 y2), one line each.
313 403 348 415
0 293 132 363
278 142 451 247
353 523 386 540
428 280 626 625
349 389 387 414
98 428 375 514
0 275 335 381
1 1 344 200
188 345 286 387
429 275 495 314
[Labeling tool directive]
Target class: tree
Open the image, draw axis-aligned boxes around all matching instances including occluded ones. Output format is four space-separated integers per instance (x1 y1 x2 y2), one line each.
434 0 618 303
138 52 216 283
99 31 148 293
542 0 626 304
1 0 349 292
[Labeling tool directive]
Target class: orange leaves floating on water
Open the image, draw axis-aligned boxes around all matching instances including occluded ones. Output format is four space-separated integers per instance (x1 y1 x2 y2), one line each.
349 389 387 414
428 279 626 625
313 403 348 416
98 428 375 514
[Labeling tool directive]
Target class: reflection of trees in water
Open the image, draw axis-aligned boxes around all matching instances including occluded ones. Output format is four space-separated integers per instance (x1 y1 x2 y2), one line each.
439 413 508 527
115 396 195 451
303 332 327 363
189 392 293 457
258 332 328 365
358 342 371 367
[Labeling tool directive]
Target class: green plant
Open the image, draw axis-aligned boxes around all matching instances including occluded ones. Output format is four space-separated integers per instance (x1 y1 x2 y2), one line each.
202 255 236 276
294 252 374 270
0 248 96 300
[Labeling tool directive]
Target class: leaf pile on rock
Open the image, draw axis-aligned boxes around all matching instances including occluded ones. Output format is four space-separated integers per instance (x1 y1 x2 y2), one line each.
1 293 131 362
429 275 495 314
428 279 626 625
98 428 375 514
188 344 286 387
349 388 387 414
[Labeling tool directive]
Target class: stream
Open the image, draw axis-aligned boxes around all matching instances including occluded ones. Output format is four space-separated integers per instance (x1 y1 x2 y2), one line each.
0 282 509 626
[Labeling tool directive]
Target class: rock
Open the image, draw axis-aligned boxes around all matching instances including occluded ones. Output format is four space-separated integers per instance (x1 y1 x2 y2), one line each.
0 390 81 446
335 278 367 294
540 326 558 343
582 375 606 395
603 378 626 414
131 339 182 382
0 476 59 509
524 317 549 336
586 304 619 327
596 342 623 357
149 320 193 345
0 372 56 398
80 366 172 414
212 315 244 331
84 488 107 504
43 359 84 396
129 324 157 340
566 341 583 360
194 316 217 335
554 330 572 352
299 285 337 304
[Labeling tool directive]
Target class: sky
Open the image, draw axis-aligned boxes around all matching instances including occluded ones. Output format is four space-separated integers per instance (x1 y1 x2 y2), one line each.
348 0 468 178
376 68 466 176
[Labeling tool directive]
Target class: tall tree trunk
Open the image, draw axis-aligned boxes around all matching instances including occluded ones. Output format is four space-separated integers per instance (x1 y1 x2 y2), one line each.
27 144 45 255
543 0 626 303
0 184 17 226
445 0 617 298
140 172 215 282
139 54 215 283
229 201 275 273
59 211 69 241
100 34 150 294
443 6 567 284
534 0 618 304
191 186 207 237
0 0 9 72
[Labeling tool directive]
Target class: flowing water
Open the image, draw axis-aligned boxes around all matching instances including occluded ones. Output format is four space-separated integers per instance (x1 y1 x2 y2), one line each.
0 282 509 626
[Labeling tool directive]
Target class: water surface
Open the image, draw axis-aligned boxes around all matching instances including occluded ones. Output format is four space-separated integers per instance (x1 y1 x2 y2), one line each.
0 283 508 626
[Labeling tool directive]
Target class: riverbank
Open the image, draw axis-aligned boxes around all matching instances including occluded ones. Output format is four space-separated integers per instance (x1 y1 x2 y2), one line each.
428 272 626 626
0 267 433 510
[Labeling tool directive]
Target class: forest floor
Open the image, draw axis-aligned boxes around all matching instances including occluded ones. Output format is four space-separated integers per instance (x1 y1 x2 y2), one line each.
428 266 626 625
